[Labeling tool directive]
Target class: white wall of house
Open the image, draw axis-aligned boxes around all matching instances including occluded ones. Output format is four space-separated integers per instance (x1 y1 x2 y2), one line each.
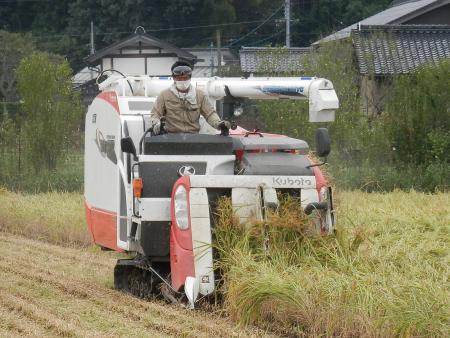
147 57 178 76
101 55 178 76
99 45 181 76
113 58 145 75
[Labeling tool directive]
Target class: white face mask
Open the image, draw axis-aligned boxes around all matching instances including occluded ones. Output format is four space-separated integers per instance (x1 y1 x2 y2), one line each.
175 80 191 91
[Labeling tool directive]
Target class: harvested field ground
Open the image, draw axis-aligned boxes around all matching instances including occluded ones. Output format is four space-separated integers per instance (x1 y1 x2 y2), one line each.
0 233 269 338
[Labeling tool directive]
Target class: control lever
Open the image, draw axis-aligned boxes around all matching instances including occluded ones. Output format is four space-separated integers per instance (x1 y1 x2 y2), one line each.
159 117 167 134
219 123 230 136
219 119 237 137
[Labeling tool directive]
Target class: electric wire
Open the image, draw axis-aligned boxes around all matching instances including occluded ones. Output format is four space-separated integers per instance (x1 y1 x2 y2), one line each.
226 3 285 47
15 20 269 40
250 29 286 46
0 0 51 2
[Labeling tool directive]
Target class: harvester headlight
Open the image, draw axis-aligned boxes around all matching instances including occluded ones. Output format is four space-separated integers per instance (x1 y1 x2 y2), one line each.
174 185 189 230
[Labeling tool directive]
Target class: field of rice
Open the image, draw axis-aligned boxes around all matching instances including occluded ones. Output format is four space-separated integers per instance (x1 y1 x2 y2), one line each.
0 188 448 337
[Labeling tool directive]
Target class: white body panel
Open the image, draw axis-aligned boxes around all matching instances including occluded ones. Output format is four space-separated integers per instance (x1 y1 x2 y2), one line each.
189 175 316 189
189 188 215 296
139 198 171 221
84 98 120 213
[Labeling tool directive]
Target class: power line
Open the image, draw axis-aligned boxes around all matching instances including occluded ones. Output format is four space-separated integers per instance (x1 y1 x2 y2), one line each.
19 19 269 40
0 0 51 3
146 20 267 32
226 3 285 47
250 29 286 46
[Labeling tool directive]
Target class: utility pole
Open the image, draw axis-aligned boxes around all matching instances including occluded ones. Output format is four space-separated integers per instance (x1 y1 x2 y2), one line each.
90 21 95 80
285 0 291 48
210 41 214 76
90 21 95 55
216 29 222 76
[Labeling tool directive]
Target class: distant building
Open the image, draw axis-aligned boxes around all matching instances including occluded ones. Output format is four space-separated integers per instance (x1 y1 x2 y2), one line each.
84 32 196 76
353 24 450 113
311 0 450 113
353 24 450 76
73 31 237 105
182 48 238 77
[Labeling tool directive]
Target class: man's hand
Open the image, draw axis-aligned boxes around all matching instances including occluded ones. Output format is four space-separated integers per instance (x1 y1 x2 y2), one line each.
218 120 231 136
152 122 161 135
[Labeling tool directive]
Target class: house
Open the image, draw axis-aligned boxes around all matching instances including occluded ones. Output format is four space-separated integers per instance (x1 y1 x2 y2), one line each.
84 32 196 76
353 24 450 113
312 0 450 113
182 48 238 77
74 31 237 105
74 31 196 105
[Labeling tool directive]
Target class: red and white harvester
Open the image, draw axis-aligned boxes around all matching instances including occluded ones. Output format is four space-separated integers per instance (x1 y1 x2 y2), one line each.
85 73 338 307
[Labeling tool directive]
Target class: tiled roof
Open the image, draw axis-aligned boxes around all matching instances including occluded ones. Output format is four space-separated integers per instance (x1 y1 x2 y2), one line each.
239 47 310 73
182 48 237 68
352 25 450 75
315 0 449 44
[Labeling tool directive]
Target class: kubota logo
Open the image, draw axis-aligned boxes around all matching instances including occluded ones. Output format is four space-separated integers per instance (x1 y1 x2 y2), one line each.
272 177 312 186
178 166 196 177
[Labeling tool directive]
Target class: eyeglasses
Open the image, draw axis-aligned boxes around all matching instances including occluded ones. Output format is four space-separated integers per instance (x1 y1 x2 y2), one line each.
172 65 192 77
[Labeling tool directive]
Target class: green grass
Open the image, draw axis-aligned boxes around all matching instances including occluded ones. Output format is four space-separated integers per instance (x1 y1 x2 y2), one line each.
214 191 450 337
0 153 84 193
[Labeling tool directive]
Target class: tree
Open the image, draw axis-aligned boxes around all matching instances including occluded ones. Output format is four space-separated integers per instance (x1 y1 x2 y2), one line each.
1 0 394 69
16 52 83 171
0 31 34 115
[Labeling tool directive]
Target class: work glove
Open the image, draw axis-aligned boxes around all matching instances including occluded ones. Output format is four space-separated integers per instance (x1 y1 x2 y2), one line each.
218 120 231 136
152 122 161 135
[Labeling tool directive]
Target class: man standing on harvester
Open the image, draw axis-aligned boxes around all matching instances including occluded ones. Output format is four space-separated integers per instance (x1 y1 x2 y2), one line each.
150 61 231 135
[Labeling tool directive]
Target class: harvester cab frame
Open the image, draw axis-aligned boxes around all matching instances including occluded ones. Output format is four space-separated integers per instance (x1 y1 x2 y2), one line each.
85 73 338 308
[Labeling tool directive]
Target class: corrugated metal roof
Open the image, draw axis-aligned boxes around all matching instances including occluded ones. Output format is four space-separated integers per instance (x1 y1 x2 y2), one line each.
239 47 311 73
72 67 99 86
315 0 448 44
352 25 450 75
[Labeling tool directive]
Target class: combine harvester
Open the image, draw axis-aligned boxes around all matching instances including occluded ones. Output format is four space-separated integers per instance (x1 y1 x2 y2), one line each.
85 72 338 307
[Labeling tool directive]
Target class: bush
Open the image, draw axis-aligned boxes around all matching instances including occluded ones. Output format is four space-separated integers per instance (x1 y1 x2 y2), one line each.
16 52 83 172
0 153 83 193
0 51 84 192
386 60 450 165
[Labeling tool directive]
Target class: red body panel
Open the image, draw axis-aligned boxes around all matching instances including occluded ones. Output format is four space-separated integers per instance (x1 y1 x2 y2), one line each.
170 227 195 291
312 164 327 193
84 200 122 251
170 176 195 291
97 91 120 113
